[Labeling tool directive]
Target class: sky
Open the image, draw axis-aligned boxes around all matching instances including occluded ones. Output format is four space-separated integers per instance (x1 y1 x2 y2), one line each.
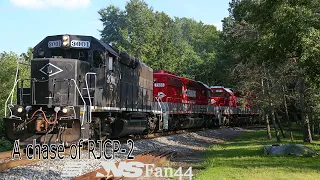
0 0 230 55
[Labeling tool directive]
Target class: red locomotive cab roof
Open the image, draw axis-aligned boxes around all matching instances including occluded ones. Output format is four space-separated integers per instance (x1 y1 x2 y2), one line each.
181 77 210 105
153 70 178 76
210 86 237 107
210 86 234 97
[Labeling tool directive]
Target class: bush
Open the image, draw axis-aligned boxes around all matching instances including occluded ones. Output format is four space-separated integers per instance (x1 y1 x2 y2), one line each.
0 138 13 152
0 118 13 152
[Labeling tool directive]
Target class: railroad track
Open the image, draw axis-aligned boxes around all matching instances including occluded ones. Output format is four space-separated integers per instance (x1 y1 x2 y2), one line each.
0 126 233 172
0 147 76 171
0 150 40 171
123 127 210 141
0 128 201 171
72 150 177 180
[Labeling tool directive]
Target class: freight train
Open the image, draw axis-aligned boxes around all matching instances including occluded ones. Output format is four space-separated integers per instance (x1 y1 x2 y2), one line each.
3 34 259 145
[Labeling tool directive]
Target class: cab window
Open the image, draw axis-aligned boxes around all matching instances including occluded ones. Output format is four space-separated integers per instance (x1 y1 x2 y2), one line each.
50 49 88 61
212 90 223 97
93 50 103 68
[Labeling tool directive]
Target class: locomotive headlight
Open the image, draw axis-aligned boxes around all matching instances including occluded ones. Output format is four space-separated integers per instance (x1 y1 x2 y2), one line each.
62 35 70 47
63 41 69 47
63 35 69 41
17 107 23 113
62 107 68 113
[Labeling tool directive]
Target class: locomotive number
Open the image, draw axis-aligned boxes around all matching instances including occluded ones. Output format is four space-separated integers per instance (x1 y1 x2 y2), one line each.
71 40 90 48
154 83 165 87
48 40 61 48
185 89 196 98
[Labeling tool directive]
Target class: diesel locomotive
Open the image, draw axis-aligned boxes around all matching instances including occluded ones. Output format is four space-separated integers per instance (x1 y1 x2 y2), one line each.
3 34 163 145
3 34 259 145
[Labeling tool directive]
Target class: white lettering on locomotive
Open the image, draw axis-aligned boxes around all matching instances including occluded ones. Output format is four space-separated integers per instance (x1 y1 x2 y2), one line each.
71 40 90 48
185 89 196 98
154 83 165 87
48 40 61 48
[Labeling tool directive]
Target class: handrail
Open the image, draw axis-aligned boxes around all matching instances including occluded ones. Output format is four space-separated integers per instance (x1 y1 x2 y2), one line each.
85 72 96 123
5 79 20 117
11 62 19 105
5 61 32 117
4 61 20 116
70 79 86 126
154 97 162 130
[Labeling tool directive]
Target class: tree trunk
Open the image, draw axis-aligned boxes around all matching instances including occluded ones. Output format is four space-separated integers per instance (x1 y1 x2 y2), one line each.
317 118 320 135
299 78 312 143
310 114 315 138
265 67 280 142
271 109 281 142
275 112 286 138
265 113 272 139
283 86 293 141
304 114 313 143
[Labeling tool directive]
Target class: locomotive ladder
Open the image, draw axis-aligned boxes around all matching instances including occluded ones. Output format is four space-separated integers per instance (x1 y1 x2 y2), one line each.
84 72 97 123
155 96 169 130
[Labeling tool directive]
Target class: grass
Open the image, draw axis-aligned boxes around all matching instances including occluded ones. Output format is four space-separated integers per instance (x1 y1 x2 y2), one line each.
194 129 320 180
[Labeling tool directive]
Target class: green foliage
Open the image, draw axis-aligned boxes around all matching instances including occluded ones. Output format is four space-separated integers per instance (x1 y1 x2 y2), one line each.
98 0 220 83
214 0 319 87
195 130 320 180
0 51 30 116
0 138 13 152
215 0 320 135
20 47 33 62
0 50 31 152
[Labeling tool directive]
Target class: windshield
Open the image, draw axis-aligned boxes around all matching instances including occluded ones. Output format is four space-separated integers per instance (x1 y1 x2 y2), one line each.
51 49 89 61
212 89 224 97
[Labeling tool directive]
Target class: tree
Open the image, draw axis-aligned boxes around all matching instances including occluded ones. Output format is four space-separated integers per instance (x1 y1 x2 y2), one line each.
98 0 220 84
0 50 30 151
20 47 33 62
219 0 320 142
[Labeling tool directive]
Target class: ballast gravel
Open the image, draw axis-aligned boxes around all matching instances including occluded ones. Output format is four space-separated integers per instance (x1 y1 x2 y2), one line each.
0 127 244 180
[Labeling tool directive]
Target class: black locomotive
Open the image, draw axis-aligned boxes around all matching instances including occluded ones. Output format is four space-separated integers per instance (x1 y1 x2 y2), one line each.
3 34 161 145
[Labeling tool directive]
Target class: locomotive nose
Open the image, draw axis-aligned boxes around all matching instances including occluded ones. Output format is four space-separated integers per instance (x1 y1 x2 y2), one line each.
31 58 88 106
32 58 70 80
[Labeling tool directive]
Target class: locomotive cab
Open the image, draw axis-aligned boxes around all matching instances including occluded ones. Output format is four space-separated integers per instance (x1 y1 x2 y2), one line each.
210 86 236 107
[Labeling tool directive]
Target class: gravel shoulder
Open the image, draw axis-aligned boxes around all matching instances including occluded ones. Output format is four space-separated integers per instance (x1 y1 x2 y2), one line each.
0 127 244 180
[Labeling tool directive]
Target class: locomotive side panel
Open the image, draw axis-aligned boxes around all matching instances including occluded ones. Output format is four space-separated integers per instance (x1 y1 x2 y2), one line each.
138 62 153 111
118 57 153 112
153 70 216 130
153 71 183 104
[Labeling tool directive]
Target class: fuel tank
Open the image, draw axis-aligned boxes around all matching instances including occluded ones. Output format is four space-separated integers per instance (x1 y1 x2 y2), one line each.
181 116 205 129
111 113 148 137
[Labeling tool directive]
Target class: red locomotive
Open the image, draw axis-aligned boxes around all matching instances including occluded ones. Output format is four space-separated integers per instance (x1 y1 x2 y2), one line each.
210 86 259 125
153 70 216 130
153 70 258 130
